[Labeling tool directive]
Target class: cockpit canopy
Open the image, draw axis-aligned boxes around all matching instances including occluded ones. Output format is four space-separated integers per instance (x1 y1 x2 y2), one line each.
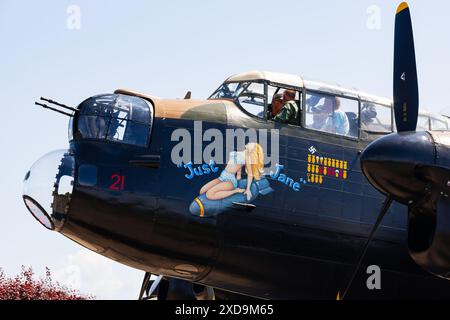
73 94 153 147
209 71 450 138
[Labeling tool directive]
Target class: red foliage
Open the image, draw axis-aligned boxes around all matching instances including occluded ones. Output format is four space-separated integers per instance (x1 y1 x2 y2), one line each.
0 266 91 300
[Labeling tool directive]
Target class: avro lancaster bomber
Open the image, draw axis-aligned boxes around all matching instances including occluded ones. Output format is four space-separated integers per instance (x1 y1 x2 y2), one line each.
23 3 450 299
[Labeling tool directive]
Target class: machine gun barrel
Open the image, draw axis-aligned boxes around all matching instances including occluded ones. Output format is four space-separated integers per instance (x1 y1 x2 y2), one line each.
35 102 73 117
40 97 78 112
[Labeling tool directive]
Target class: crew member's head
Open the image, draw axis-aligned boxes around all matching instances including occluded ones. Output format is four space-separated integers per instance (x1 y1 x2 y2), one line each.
323 96 341 112
271 93 284 116
283 90 296 103
311 105 329 129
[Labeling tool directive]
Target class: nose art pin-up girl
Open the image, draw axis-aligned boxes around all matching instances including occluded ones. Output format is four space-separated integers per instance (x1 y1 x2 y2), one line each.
199 143 264 201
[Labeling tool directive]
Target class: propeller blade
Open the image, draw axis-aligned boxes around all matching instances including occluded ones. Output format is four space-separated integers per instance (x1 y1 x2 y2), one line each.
341 197 393 300
138 272 151 300
394 2 419 132
157 278 170 300
147 275 163 297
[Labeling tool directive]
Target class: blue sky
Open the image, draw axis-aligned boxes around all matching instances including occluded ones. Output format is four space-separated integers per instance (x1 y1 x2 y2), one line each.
0 0 449 299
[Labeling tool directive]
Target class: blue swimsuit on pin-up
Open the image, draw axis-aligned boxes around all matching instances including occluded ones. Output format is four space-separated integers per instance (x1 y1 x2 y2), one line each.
218 151 245 188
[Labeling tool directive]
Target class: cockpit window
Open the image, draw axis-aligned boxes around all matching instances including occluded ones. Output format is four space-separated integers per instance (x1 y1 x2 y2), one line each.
236 83 266 118
431 116 448 131
305 92 359 138
417 115 430 131
209 82 250 100
75 94 153 147
360 102 392 133
210 82 266 118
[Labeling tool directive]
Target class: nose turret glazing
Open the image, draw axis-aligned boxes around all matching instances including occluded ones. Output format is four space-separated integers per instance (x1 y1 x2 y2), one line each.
23 150 75 231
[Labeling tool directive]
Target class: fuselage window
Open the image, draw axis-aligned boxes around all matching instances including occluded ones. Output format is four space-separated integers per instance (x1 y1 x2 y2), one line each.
360 102 392 133
305 92 358 138
75 94 152 147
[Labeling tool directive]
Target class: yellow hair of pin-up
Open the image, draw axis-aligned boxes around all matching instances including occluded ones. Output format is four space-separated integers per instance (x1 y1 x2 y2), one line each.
245 143 264 181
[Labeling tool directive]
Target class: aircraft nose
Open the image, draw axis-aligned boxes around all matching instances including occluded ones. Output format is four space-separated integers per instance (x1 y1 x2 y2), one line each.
360 132 435 202
23 150 75 231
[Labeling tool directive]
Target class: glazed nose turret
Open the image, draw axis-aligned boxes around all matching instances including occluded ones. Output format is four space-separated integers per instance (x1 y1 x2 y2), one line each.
23 150 74 231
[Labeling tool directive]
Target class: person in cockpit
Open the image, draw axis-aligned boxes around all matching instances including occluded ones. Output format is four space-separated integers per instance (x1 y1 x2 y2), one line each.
321 96 350 136
360 102 378 131
311 104 329 130
257 93 283 119
273 90 299 125
199 143 264 201
269 93 284 119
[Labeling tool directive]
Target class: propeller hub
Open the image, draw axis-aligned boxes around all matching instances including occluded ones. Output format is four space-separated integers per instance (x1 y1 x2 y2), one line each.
360 132 435 203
